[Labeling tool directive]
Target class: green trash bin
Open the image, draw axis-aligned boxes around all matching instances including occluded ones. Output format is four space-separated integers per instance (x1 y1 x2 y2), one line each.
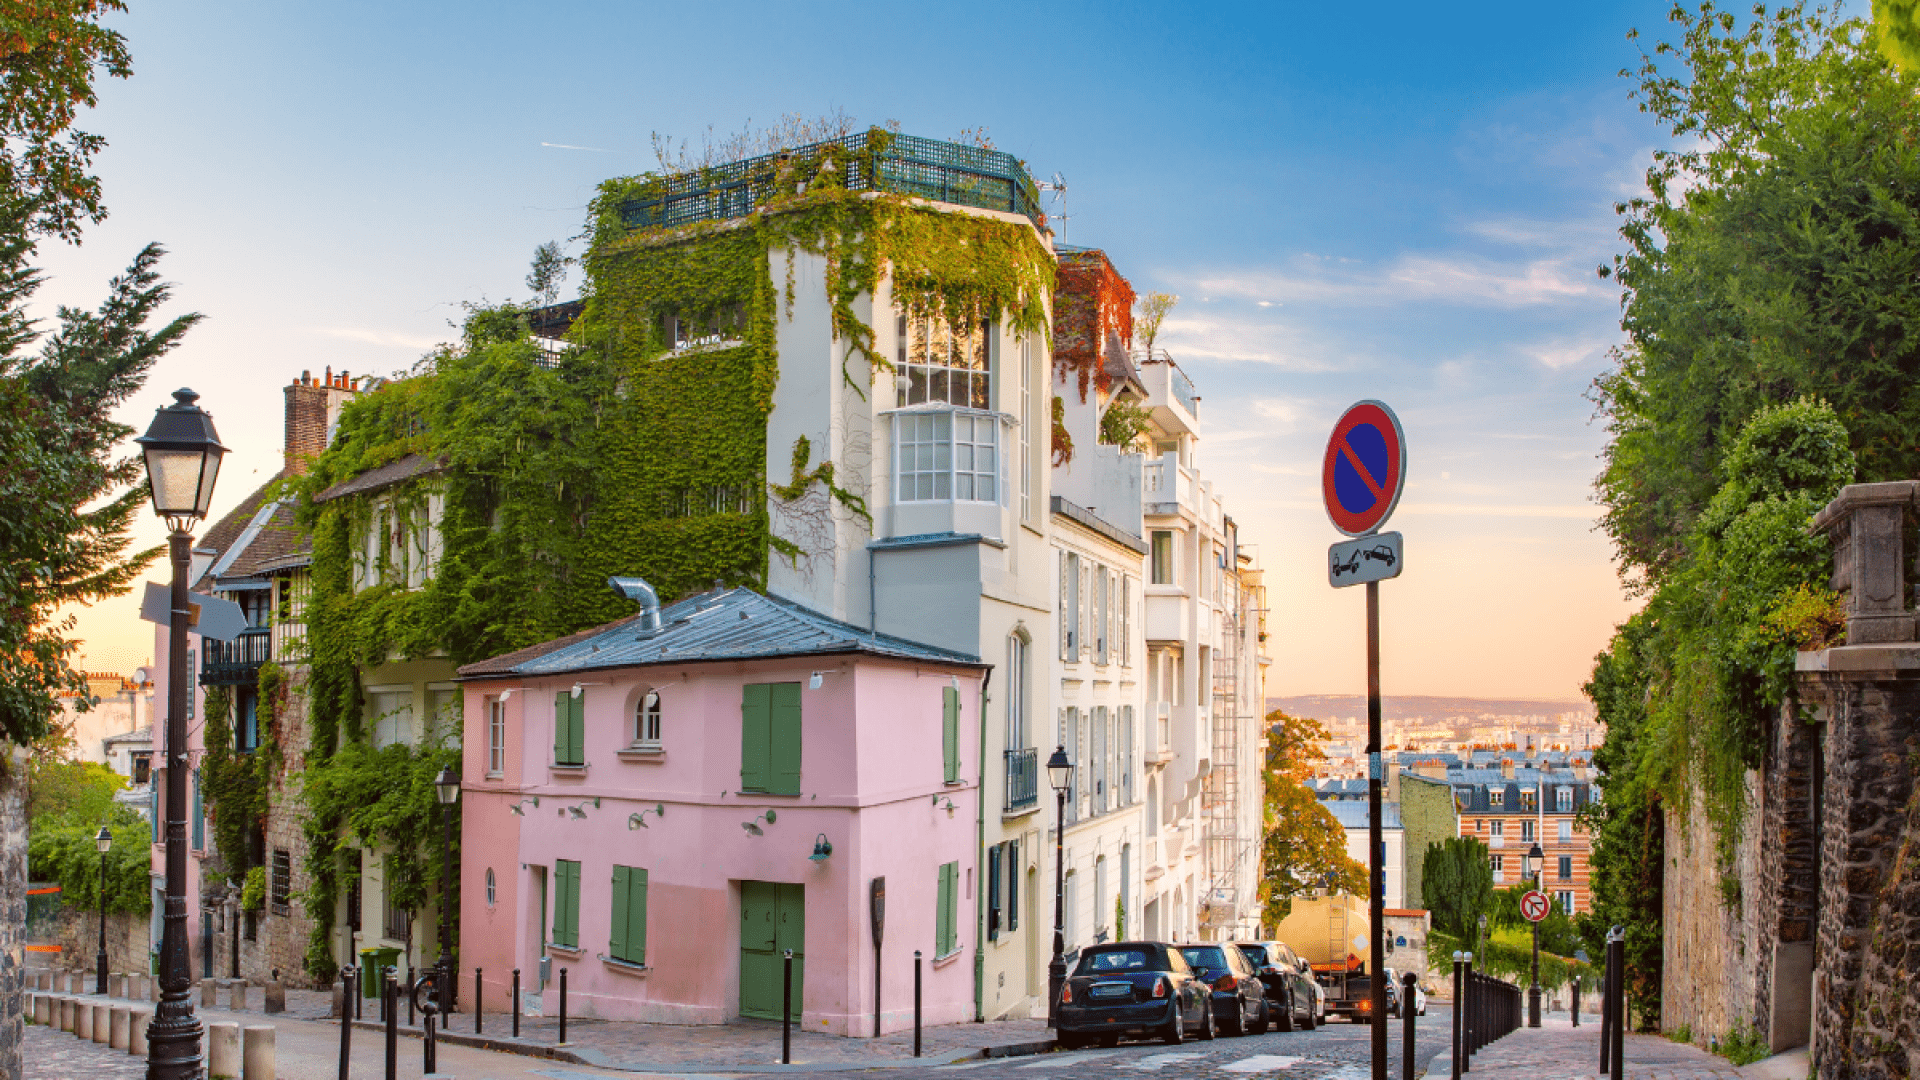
359 947 402 998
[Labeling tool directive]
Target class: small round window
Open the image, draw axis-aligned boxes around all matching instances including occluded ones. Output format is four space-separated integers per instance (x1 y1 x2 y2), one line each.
486 868 496 907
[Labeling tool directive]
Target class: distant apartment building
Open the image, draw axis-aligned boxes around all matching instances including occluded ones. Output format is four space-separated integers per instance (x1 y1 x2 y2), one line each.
1411 750 1597 915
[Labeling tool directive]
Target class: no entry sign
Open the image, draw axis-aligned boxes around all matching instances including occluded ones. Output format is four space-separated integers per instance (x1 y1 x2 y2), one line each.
1521 889 1550 923
1322 400 1407 537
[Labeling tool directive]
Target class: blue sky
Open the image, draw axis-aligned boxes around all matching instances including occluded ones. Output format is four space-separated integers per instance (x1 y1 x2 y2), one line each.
52 0 1685 699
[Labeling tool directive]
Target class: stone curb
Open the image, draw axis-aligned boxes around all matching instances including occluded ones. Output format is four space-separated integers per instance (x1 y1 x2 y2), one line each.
339 1016 1058 1073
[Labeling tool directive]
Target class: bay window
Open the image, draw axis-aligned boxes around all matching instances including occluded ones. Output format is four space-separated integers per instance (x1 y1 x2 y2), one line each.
895 410 1000 502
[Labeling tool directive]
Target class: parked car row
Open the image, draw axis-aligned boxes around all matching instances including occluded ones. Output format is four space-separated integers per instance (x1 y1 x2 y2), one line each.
1054 940 1331 1048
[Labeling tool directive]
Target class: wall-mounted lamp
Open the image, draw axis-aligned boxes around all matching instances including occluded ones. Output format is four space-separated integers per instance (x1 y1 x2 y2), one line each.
563 797 601 820
809 833 833 863
932 795 956 817
627 804 667 830
809 672 823 690
742 809 777 836
500 688 517 702
507 797 541 816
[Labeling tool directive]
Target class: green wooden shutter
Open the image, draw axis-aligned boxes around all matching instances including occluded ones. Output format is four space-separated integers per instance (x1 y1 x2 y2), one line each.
569 693 586 765
609 865 630 961
741 684 772 791
770 682 802 795
554 693 569 765
554 860 580 947
630 868 648 966
191 771 203 850
942 686 960 784
933 860 956 953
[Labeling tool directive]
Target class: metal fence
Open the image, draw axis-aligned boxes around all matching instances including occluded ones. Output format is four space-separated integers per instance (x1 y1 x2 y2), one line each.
620 132 1043 231
1004 747 1038 812
201 627 270 685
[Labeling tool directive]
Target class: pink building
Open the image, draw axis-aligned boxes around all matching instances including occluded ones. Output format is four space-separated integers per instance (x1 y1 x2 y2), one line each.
456 584 986 1034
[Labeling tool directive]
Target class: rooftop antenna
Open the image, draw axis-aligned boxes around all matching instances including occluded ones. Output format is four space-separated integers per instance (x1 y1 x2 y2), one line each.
1037 171 1070 244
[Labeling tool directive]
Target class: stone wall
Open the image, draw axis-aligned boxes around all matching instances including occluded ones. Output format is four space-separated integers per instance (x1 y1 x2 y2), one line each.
1659 765 1765 1043
48 906 151 976
1 749 29 1079
1798 661 1920 1078
1397 773 1456 912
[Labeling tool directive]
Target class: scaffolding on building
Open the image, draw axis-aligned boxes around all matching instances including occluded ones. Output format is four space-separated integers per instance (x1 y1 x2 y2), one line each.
1203 558 1258 937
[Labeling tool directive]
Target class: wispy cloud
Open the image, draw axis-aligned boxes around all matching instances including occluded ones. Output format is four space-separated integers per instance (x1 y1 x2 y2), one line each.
1187 251 1608 310
1521 338 1616 371
308 326 443 351
541 141 612 152
1156 314 1348 371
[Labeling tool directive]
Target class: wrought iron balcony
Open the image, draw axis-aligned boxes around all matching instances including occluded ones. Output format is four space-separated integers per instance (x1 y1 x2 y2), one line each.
620 131 1044 231
1005 746 1039 812
201 627 270 686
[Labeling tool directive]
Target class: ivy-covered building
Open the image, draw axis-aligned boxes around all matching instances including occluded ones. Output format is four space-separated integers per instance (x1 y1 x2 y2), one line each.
148 368 357 987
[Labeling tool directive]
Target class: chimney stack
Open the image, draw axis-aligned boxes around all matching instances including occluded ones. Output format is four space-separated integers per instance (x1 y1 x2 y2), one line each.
1500 758 1516 780
284 370 357 475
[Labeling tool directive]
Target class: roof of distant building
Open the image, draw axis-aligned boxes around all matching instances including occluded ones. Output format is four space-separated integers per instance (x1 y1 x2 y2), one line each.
1323 801 1402 830
459 586 985 679
313 453 445 504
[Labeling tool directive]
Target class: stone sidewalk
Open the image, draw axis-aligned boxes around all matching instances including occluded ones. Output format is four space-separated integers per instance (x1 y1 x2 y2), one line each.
1423 1017 1809 1079
281 987 1055 1071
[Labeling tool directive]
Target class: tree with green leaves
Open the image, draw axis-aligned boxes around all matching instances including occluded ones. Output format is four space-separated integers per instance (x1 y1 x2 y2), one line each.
1258 710 1366 926
1421 835 1494 941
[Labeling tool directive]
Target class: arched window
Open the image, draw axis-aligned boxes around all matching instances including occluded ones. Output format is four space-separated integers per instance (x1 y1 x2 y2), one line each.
485 868 496 907
632 690 662 749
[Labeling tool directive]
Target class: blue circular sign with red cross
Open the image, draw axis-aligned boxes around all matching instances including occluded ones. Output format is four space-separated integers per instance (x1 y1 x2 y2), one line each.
1322 400 1407 537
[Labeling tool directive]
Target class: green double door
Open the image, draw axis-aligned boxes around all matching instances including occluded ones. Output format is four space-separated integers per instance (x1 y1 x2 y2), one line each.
740 881 804 1020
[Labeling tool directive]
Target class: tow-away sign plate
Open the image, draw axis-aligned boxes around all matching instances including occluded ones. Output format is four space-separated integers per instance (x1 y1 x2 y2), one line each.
1328 531 1403 588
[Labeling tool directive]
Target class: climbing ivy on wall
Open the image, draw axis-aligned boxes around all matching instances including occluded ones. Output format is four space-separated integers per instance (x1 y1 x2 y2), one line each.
290 127 1056 979
200 664 285 888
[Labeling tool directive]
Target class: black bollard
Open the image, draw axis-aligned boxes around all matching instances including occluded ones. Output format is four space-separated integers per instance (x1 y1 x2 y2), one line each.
1401 970 1416 1080
1450 955 1463 1080
384 968 398 1080
476 966 483 1035
1599 942 1614 1074
338 967 355 1080
913 949 923 1058
782 949 794 1065
1572 971 1580 1028
1607 930 1624 1080
559 966 568 1045
407 964 415 1026
512 968 521 1039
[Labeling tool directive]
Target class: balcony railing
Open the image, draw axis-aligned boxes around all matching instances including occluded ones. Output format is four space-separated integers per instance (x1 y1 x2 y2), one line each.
201 627 270 686
1005 747 1038 812
620 132 1044 231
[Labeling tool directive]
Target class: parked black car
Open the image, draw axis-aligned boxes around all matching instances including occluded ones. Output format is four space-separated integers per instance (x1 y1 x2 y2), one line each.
1234 941 1318 1031
1176 943 1268 1036
1056 942 1215 1047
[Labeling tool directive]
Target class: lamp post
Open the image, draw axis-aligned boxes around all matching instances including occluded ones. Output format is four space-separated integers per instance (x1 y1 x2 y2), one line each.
1525 841 1544 1027
1044 745 1072 1026
94 826 113 994
137 388 227 1080
433 766 461 1014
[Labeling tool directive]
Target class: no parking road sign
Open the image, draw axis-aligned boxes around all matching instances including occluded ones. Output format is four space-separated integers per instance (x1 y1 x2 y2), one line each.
1322 400 1407 537
1521 889 1551 923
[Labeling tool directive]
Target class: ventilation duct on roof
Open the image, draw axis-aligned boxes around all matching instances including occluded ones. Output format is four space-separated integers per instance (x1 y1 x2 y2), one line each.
608 576 662 632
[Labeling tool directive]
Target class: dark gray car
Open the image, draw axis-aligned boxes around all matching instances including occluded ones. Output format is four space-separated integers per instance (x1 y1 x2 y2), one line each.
1235 941 1318 1031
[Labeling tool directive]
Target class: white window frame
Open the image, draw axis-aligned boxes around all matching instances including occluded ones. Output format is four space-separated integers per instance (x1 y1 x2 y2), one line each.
895 311 993 410
1019 335 1032 525
1556 786 1573 812
892 408 1003 503
1064 553 1081 660
632 689 662 750
1558 818 1573 844
1007 635 1028 750
366 685 414 749
487 697 507 776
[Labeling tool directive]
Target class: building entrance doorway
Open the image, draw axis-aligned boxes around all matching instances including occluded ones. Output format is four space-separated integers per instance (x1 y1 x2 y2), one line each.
740 881 804 1020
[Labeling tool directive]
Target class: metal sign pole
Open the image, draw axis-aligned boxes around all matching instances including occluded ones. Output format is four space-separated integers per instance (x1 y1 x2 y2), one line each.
1368 579 1386 1080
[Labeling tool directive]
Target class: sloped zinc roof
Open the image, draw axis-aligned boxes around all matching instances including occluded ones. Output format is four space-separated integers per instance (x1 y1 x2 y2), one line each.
458 587 985 680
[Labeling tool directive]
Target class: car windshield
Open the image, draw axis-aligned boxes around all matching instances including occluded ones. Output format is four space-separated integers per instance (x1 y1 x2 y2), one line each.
1080 949 1155 973
1179 946 1229 970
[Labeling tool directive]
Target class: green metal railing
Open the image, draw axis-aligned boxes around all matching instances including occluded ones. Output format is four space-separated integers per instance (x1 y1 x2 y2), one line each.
620 132 1043 230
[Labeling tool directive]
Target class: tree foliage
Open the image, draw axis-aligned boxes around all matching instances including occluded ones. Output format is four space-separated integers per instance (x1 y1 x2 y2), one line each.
1421 835 1494 941
24 747 149 916
0 0 132 241
1259 710 1366 926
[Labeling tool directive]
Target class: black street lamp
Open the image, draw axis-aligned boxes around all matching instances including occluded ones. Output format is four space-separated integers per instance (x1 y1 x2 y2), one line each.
137 388 226 1080
1525 841 1545 1027
94 826 113 994
433 766 461 1014
1044 745 1072 1026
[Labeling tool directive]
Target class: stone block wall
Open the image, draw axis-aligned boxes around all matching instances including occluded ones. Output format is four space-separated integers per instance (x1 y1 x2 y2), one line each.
1799 663 1920 1078
1659 766 1764 1043
49 907 151 975
1397 773 1457 912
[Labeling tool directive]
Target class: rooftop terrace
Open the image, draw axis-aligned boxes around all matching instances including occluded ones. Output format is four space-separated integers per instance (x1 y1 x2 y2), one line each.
620 131 1044 231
